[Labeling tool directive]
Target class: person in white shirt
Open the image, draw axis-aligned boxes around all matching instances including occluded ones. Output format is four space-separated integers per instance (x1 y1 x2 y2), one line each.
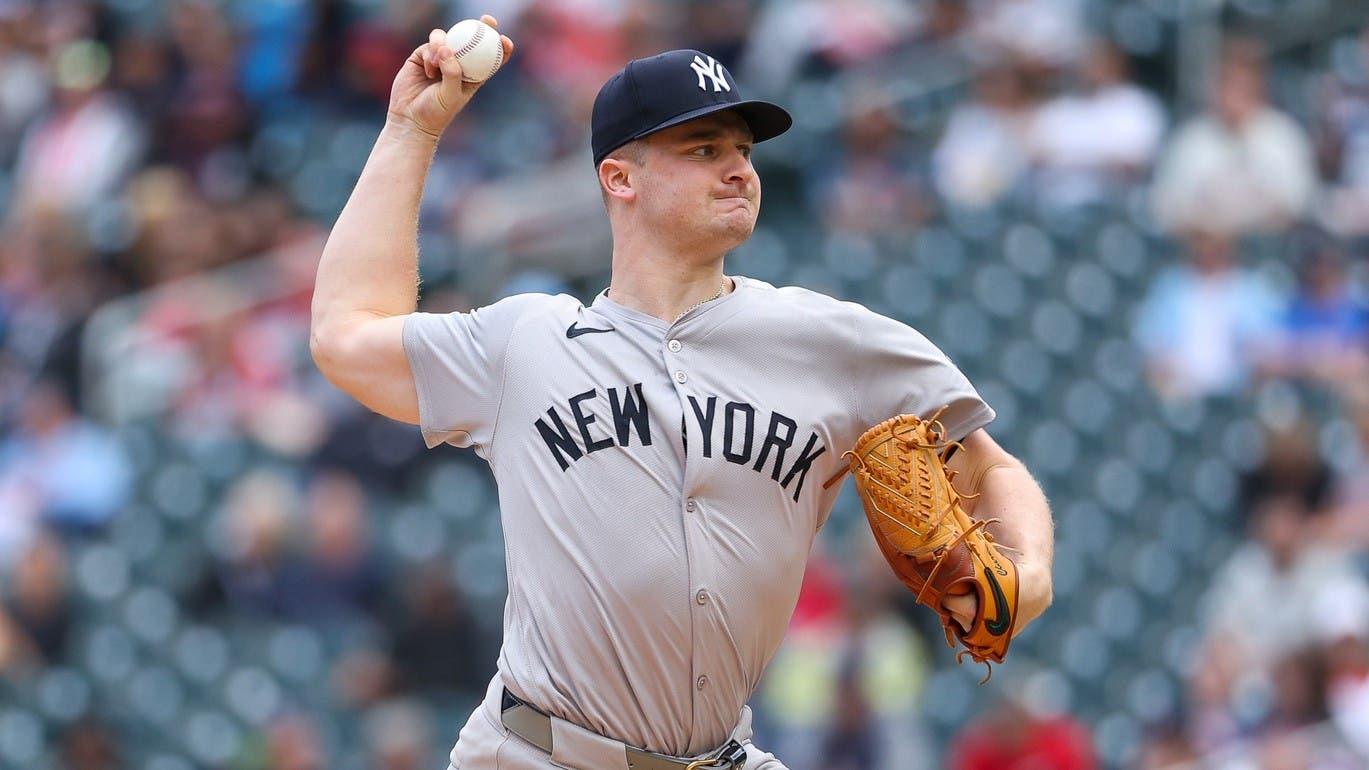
1029 40 1166 207
1152 39 1318 235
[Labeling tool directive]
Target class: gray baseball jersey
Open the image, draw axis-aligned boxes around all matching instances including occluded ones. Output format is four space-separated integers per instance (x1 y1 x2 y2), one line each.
403 275 995 759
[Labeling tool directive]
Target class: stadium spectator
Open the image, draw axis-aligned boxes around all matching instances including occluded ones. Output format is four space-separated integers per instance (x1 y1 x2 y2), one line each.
232 0 317 107
283 468 386 623
57 716 122 770
159 0 249 176
1136 720 1198 770
947 689 1096 770
3 530 72 664
679 0 752 67
970 0 1087 72
264 712 326 770
1263 649 1329 731
1316 26 1369 234
1240 418 1335 517
331 644 399 710
388 561 492 697
1323 621 1369 756
819 656 878 770
738 0 925 94
0 211 113 409
817 577 933 770
0 379 132 539
1322 390 1369 550
195 468 302 619
363 698 437 770
1199 493 1369 681
1185 635 1244 752
1152 39 1318 235
805 94 930 234
1133 229 1284 400
1028 39 1166 207
932 62 1033 207
512 0 643 99
1255 235 1369 385
109 29 173 122
0 8 49 152
9 39 145 223
755 548 849 770
0 607 35 674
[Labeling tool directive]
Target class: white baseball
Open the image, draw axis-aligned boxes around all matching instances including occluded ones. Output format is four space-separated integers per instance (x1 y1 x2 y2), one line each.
444 19 504 83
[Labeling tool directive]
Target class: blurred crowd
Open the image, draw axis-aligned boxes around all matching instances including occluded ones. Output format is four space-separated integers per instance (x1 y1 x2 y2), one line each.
0 0 1368 769
1131 406 1369 770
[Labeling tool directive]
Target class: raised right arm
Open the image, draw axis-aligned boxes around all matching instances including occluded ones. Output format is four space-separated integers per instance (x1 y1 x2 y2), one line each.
309 16 514 424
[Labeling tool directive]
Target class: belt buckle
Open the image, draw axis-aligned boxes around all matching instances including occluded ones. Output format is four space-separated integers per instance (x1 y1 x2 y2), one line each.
683 739 746 770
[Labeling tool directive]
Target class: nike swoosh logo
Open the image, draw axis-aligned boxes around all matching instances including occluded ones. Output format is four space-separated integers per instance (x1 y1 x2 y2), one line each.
983 566 1013 636
566 322 615 339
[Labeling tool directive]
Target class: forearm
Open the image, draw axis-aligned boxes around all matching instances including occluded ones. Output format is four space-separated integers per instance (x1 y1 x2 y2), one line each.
311 121 439 340
973 460 1055 631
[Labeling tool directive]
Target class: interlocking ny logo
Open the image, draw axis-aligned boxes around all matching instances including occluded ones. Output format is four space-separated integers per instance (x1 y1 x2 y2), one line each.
690 54 730 93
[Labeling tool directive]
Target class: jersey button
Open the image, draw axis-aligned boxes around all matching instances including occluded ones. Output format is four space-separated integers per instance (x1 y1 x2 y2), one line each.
685 498 696 512
674 371 688 384
667 339 682 352
696 675 708 690
696 589 709 605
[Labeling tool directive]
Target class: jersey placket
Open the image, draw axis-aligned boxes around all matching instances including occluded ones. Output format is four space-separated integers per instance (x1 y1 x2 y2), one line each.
662 323 717 741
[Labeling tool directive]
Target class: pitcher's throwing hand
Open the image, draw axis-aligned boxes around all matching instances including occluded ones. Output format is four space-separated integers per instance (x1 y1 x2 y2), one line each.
388 13 514 140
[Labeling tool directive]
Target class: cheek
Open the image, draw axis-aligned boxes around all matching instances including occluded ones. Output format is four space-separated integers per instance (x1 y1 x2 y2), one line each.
638 173 684 213
648 175 707 218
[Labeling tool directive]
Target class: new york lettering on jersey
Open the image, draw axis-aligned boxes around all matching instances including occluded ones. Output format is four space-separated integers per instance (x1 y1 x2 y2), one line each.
533 384 827 502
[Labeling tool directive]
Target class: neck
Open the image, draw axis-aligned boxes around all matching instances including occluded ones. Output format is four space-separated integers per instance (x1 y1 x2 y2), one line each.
607 237 734 323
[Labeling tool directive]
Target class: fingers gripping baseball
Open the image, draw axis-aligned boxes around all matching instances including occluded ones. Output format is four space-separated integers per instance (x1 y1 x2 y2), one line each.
388 14 515 139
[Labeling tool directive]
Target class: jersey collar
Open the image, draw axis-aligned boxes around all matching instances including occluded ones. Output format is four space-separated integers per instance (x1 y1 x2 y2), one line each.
593 275 750 332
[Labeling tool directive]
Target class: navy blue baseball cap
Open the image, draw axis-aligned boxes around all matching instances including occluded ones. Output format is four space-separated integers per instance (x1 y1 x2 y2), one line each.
591 49 792 167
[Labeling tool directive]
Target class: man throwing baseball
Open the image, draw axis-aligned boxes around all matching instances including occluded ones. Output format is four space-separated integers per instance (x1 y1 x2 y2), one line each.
311 15 1054 770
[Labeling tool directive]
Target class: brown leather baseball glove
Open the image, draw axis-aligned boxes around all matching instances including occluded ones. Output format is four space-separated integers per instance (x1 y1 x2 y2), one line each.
825 410 1019 679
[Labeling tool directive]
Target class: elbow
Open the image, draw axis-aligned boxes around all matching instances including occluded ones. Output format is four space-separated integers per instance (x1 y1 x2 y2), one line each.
309 303 331 366
309 326 331 373
1007 556 1053 633
1038 581 1055 626
309 322 346 380
1022 565 1054 627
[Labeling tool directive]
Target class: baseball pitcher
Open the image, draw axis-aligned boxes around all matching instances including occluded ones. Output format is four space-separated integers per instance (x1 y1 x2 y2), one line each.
310 15 1055 770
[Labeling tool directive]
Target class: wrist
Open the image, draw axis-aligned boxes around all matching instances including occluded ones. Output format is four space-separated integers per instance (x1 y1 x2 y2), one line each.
382 116 443 148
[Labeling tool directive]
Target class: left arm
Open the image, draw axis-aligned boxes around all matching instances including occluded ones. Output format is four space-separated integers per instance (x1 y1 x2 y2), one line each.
945 428 1055 635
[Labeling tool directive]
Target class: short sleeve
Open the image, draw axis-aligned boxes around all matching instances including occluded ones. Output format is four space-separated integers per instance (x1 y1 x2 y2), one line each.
851 305 996 442
402 294 545 452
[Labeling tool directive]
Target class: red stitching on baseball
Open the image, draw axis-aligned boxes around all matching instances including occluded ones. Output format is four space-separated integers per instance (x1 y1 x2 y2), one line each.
453 24 485 59
489 37 503 73
450 22 500 79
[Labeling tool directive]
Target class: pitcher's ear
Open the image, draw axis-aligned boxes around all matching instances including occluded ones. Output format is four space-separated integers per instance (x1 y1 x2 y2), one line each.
599 157 637 203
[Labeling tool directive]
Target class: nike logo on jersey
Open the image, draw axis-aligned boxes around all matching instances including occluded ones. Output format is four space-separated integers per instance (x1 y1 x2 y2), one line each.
566 322 615 339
